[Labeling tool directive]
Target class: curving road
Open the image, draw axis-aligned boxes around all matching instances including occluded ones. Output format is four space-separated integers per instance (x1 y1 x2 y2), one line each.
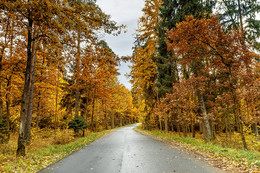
39 124 224 173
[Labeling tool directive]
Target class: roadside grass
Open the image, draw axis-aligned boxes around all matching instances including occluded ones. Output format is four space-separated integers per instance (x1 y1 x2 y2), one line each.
0 130 109 173
136 127 260 171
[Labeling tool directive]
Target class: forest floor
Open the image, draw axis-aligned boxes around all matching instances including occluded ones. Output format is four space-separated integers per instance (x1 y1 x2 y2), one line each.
136 127 260 173
0 128 111 172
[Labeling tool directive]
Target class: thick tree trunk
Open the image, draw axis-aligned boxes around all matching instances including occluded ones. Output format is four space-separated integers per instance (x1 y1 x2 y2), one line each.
196 89 212 142
17 18 36 156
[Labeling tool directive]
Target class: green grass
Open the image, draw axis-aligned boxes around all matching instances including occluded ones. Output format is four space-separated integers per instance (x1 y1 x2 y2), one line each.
0 131 108 173
136 128 260 168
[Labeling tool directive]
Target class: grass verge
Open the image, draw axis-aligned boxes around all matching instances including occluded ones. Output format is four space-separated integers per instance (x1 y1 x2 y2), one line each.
0 130 109 173
136 127 260 172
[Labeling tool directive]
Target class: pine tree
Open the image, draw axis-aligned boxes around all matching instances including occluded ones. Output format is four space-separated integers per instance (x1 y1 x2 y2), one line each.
156 0 215 97
218 0 260 50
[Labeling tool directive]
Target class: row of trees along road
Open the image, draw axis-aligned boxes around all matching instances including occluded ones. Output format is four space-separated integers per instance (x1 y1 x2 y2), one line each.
0 0 137 156
130 0 259 150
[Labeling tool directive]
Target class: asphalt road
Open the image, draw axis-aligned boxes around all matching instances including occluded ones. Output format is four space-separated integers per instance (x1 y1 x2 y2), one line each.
39 124 224 173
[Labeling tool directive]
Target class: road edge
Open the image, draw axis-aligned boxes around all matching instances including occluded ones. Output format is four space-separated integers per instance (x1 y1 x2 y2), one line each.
134 127 247 173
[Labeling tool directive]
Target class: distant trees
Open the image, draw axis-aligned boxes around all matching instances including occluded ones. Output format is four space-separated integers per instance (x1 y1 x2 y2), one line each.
130 0 161 129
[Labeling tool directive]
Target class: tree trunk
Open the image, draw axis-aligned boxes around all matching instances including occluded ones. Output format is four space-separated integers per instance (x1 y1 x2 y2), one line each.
177 121 181 136
84 92 90 124
75 30 81 119
54 76 58 137
237 0 244 33
183 123 187 137
36 99 40 128
5 77 11 131
0 79 3 119
232 95 247 149
111 114 115 129
91 89 95 131
17 17 37 156
225 113 228 143
228 67 248 150
120 115 122 127
191 116 195 138
196 89 212 142
253 123 259 140
159 116 162 131
0 84 3 117
239 118 248 150
104 105 108 130
212 123 216 140
164 115 168 132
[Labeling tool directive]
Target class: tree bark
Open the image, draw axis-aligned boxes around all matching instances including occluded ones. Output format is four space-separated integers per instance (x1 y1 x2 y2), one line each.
120 115 122 127
91 89 95 131
253 123 259 140
0 51 3 117
5 77 11 131
104 105 108 130
54 74 59 137
183 122 187 137
159 116 162 131
237 0 244 33
196 89 212 142
75 30 81 119
164 115 168 132
227 67 248 150
17 17 37 156
111 114 115 129
177 121 181 136
191 116 195 138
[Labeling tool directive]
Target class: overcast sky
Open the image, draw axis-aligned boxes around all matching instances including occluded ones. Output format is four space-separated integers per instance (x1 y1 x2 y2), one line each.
96 0 145 90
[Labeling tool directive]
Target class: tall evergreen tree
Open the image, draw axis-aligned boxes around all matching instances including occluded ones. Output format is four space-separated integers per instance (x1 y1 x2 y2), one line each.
218 0 260 51
156 0 215 97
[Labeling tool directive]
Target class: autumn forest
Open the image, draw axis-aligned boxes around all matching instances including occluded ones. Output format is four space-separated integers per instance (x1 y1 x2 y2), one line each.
0 0 260 172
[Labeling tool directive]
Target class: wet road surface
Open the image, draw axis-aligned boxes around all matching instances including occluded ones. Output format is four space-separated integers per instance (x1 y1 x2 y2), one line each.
39 124 224 173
